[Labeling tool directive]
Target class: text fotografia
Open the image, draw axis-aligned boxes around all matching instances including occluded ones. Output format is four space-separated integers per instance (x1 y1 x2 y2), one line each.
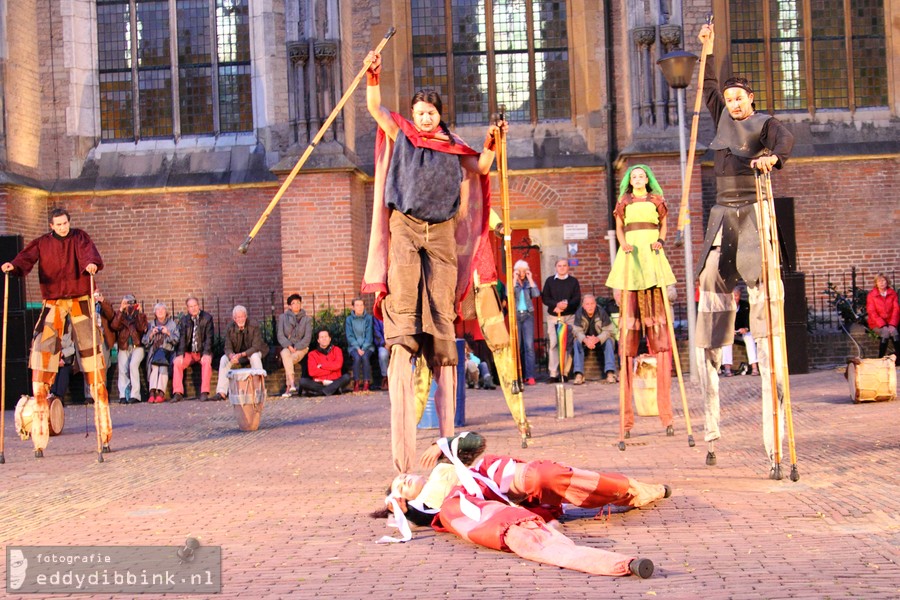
35 552 112 565
7 545 222 594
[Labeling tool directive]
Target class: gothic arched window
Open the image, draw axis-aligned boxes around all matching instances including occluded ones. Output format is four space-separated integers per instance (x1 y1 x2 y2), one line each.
97 0 252 140
410 0 571 126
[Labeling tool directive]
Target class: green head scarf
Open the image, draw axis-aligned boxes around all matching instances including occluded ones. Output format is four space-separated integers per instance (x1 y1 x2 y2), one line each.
618 164 664 200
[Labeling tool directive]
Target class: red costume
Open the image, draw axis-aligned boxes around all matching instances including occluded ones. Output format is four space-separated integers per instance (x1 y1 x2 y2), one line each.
434 455 661 577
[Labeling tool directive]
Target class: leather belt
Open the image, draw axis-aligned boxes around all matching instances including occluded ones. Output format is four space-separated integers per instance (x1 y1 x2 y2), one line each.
623 222 659 233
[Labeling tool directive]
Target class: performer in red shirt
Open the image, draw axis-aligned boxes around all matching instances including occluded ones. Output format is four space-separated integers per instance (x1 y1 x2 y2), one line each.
2 208 112 457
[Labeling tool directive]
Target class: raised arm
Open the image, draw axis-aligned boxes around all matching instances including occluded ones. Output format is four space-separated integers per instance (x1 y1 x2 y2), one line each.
365 52 399 141
461 121 508 175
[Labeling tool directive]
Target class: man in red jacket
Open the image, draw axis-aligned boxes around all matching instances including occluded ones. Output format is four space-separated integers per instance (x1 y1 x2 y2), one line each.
297 330 351 396
2 208 112 457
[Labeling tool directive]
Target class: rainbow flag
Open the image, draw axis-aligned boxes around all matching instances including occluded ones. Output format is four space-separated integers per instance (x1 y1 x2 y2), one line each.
556 318 569 382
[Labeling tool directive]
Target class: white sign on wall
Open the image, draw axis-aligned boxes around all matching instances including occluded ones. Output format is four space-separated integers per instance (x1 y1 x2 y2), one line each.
563 223 588 240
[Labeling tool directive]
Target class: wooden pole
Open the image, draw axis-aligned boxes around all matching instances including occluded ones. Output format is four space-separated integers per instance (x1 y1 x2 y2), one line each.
238 27 397 254
0 273 8 464
654 251 695 447
763 171 800 481
89 275 104 463
617 253 630 451
753 171 783 479
496 117 522 392
674 17 714 243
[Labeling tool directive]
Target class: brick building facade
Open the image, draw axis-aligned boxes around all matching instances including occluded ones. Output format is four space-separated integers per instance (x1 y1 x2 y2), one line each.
1 0 898 364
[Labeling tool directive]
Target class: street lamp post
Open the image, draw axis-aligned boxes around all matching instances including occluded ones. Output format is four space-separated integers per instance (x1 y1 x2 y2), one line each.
657 50 698 380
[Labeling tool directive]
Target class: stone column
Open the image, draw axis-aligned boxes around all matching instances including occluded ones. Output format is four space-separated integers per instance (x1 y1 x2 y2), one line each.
632 26 657 128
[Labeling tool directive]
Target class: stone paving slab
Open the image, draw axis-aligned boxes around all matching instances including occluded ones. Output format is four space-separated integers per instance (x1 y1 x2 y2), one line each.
1 366 899 599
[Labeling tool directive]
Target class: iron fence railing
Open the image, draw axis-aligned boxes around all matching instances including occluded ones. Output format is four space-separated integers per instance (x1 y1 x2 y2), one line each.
807 267 898 332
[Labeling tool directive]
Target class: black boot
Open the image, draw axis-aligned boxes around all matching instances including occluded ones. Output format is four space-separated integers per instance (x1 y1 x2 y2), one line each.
629 558 654 579
878 339 888 358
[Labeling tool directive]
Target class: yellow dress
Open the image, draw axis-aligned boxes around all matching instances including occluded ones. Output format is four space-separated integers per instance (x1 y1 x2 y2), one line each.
605 196 677 291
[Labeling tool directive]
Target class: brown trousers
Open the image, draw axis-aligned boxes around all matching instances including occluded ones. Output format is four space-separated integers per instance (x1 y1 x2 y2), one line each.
30 296 111 450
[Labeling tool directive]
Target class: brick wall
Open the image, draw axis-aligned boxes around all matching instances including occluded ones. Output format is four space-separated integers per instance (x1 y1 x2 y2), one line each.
3 0 42 177
279 169 371 314
775 157 900 301
41 185 285 327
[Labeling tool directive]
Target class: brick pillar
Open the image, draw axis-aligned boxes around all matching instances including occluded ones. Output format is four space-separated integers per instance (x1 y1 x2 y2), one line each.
279 169 369 310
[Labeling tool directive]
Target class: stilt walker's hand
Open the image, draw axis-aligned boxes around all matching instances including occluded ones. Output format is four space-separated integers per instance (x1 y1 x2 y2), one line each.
366 52 382 86
751 155 779 173
85 263 98 275
484 121 507 152
698 22 714 54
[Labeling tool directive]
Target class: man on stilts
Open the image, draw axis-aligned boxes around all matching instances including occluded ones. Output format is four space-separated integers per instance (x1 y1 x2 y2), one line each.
694 22 794 478
361 51 507 473
2 208 112 457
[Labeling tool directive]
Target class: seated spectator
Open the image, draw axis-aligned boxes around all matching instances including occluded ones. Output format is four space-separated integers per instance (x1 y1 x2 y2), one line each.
867 273 899 362
572 294 617 384
374 316 389 391
212 305 268 402
142 302 180 403
110 294 148 404
298 329 351 396
278 293 312 397
464 341 495 390
172 297 215 402
49 318 76 403
345 299 375 393
722 286 758 376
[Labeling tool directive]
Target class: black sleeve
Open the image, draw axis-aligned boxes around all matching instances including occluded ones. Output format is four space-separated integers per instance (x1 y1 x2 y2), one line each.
760 118 794 168
703 55 725 126
541 278 556 309
175 317 187 355
202 318 215 356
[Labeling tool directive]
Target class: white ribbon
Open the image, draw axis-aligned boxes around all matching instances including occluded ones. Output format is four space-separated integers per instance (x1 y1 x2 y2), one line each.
375 495 413 544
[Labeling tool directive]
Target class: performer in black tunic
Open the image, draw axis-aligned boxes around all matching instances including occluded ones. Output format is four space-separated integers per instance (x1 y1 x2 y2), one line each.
693 23 794 477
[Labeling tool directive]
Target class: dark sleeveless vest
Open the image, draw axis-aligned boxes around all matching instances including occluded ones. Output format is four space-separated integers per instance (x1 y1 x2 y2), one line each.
709 110 771 158
385 130 463 224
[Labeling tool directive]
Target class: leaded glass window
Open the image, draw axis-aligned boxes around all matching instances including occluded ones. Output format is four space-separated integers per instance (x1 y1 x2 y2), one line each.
411 0 571 125
97 0 252 140
728 0 887 113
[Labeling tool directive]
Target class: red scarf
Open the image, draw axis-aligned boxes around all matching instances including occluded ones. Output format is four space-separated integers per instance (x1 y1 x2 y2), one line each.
362 112 497 320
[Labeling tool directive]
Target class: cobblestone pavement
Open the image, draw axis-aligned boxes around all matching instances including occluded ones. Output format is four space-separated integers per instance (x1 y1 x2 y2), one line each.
1 366 899 599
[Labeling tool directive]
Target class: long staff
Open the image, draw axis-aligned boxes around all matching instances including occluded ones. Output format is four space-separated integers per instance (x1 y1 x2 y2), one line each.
761 171 799 481
238 27 397 254
0 273 8 464
89 275 104 463
495 109 522 394
752 171 789 480
617 253 630 451
654 251 695 447
674 15 713 244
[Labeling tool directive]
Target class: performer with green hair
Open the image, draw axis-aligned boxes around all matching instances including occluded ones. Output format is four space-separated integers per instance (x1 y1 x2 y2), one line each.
606 164 677 438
